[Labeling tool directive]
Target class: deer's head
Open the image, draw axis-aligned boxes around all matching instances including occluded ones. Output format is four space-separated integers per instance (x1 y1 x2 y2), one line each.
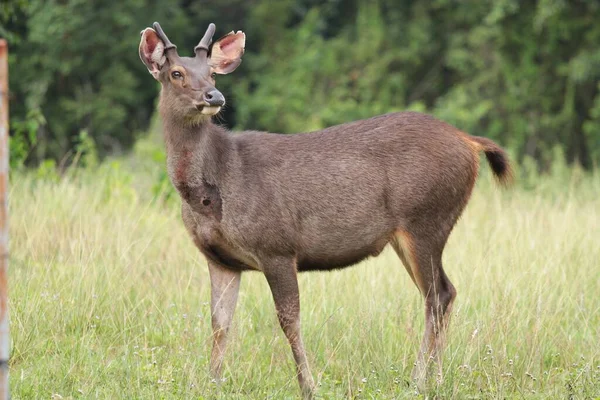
139 22 245 122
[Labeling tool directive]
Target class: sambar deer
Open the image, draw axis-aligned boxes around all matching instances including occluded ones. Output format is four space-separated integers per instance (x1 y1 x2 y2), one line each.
138 22 512 399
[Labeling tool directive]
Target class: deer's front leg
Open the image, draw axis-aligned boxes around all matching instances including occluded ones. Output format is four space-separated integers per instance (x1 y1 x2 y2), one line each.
208 260 241 380
263 257 315 400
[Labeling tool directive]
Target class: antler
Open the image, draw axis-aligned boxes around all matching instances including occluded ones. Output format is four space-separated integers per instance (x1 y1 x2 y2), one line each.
152 22 177 51
195 23 216 54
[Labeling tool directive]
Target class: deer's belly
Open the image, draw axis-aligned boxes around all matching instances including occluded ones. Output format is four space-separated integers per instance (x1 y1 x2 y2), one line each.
297 235 390 271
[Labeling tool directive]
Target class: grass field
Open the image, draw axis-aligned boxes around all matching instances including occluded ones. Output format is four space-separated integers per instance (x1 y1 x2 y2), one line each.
8 147 600 399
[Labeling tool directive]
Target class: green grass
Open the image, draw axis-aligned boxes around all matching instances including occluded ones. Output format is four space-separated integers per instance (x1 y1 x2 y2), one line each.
8 151 600 399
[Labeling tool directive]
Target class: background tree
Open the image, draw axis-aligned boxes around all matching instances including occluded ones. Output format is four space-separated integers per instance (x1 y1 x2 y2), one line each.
1 0 599 169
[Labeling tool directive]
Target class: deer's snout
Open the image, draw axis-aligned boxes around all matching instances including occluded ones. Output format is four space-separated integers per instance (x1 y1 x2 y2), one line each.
204 89 225 107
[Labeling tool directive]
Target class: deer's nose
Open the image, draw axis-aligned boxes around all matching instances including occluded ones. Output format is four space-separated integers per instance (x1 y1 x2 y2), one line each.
204 89 225 107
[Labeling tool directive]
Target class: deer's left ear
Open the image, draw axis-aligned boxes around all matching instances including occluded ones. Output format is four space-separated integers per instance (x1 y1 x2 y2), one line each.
209 31 245 74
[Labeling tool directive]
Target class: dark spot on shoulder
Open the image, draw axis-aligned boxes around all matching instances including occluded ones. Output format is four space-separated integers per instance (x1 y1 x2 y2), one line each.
176 179 222 221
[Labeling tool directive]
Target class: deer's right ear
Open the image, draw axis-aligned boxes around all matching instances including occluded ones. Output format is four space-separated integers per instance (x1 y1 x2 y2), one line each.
139 28 167 79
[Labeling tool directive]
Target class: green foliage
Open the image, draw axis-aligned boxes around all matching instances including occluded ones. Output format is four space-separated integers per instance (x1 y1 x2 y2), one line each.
132 133 177 205
97 160 138 204
3 0 188 163
73 130 98 169
3 0 600 169
235 3 410 132
9 109 43 169
233 0 600 169
34 159 59 182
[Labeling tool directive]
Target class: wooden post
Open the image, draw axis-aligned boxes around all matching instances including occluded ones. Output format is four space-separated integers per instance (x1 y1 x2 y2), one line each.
0 38 9 400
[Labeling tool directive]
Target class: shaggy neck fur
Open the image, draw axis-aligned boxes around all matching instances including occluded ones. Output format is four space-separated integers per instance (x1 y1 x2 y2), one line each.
159 96 232 187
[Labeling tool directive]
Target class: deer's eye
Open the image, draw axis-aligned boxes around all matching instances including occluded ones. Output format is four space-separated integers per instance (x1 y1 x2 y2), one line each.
171 71 183 79
211 73 216 79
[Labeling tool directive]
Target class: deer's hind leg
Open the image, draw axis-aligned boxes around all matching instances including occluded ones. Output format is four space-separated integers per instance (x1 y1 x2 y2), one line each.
391 236 417 287
394 228 457 390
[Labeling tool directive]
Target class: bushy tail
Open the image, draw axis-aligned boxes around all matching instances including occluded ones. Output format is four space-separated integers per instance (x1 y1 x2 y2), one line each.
470 136 513 186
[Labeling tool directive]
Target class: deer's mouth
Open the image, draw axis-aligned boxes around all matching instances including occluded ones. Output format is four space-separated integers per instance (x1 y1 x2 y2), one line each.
195 104 221 115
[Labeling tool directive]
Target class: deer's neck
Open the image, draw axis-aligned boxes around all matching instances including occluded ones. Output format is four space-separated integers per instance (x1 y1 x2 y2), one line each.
162 116 233 188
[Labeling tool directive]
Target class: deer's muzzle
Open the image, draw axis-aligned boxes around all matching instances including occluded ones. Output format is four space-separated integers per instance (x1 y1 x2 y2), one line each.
204 89 225 107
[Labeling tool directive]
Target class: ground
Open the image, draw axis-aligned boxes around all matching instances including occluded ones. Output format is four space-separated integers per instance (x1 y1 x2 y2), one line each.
8 149 600 399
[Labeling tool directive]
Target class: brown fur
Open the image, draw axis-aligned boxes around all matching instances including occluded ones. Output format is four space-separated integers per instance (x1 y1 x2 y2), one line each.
139 23 512 399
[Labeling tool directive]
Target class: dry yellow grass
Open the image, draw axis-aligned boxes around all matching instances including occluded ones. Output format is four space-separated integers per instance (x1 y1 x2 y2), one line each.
8 156 600 399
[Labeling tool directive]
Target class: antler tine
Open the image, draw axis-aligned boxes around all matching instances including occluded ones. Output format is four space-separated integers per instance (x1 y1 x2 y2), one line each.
195 23 216 54
152 22 177 51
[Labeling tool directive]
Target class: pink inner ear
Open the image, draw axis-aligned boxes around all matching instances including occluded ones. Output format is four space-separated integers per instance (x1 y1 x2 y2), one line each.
143 33 159 58
139 28 165 78
209 31 245 74
219 36 237 52
217 32 244 57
